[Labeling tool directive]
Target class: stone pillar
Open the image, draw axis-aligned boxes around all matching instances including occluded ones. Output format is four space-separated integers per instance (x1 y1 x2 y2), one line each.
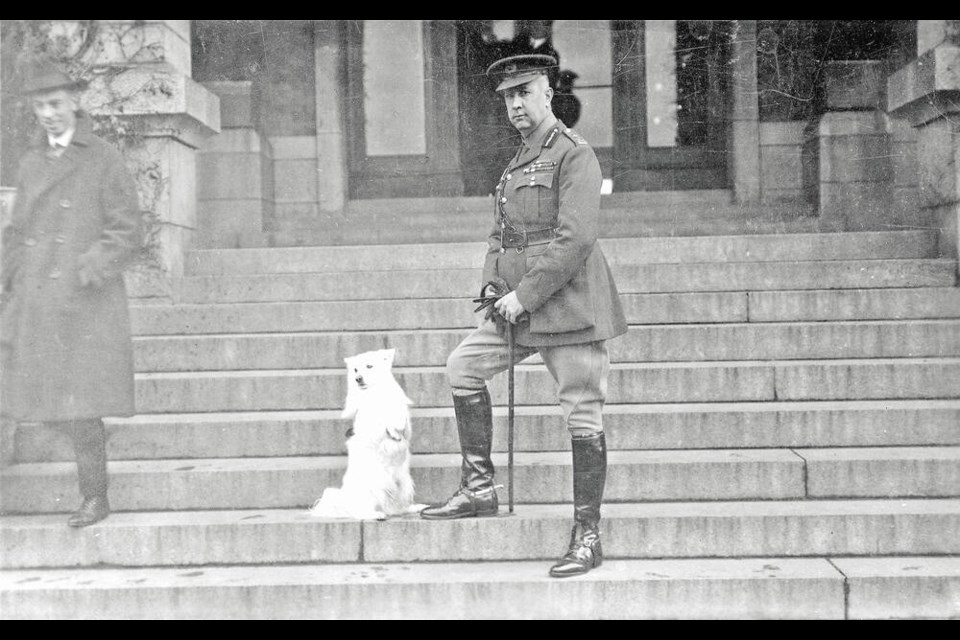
728 20 761 205
888 21 960 261
196 81 274 248
804 61 894 231
314 20 349 214
0 25 9 469
80 20 220 301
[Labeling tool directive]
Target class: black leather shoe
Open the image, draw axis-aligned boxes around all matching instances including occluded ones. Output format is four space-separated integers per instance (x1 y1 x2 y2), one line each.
549 524 603 577
420 485 499 520
67 495 110 528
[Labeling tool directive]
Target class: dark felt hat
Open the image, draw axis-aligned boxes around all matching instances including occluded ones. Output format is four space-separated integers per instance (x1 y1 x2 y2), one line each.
486 54 558 92
20 59 88 95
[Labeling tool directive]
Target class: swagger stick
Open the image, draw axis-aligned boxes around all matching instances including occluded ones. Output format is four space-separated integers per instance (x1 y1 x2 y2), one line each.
507 320 516 513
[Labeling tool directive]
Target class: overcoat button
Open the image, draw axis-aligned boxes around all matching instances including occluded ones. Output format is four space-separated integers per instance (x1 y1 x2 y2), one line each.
54 236 66 244
24 238 37 246
500 197 507 203
49 269 62 279
59 199 71 208
506 173 512 180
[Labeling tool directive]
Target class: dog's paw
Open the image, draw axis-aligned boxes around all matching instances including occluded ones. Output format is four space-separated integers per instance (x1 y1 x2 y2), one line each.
405 503 429 514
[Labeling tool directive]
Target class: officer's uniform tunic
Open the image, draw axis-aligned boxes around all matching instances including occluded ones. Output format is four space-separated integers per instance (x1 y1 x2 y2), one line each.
447 114 627 436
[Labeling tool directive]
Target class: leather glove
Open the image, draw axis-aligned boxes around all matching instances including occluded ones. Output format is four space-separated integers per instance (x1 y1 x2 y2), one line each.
472 277 511 323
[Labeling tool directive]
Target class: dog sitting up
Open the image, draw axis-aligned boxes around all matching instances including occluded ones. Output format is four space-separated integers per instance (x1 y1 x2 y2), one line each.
308 348 426 520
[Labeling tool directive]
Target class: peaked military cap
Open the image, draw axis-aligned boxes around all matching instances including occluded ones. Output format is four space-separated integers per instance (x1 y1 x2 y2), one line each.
486 54 558 92
20 59 88 95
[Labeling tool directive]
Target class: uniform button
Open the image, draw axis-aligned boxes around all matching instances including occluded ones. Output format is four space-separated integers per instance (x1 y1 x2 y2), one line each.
59 199 71 208
24 238 37 246
500 248 506 254
500 196 507 203
54 236 66 244
49 269 62 279
506 173 512 180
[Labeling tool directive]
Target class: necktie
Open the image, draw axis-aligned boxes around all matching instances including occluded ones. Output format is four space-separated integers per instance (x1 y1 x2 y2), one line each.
47 142 65 159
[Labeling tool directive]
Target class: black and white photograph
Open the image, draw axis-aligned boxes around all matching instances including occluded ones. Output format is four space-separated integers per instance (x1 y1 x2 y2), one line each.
0 19 958 619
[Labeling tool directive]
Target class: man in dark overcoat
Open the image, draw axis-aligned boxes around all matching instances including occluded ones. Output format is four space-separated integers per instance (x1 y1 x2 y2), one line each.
421 54 627 579
1 60 142 527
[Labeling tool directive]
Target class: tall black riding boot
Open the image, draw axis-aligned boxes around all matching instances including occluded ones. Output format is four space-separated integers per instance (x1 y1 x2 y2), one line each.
421 388 499 519
549 432 607 578
68 418 110 528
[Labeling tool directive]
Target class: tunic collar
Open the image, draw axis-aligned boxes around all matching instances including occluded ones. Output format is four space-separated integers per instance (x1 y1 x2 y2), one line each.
520 113 559 152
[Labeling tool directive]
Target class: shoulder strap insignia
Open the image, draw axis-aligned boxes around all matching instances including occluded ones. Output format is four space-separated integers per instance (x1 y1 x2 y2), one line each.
561 127 588 146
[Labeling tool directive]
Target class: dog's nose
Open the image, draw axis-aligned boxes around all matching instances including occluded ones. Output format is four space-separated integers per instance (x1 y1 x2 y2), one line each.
355 375 364 386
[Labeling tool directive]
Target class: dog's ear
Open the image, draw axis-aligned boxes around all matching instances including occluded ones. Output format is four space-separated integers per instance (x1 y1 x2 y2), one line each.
382 348 396 366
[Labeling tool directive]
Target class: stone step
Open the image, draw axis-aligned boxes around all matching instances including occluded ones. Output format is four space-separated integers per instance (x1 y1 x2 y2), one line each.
749 287 960 322
131 320 960 372
179 259 957 303
0 557 853 619
796 447 960 498
832 557 960 619
2 500 957 569
0 449 809 513
131 359 960 413
273 197 821 246
15 401 960 462
337 190 734 219
4 447 959 515
275 207 825 246
129 288 960 336
4 557 959 619
185 231 940 275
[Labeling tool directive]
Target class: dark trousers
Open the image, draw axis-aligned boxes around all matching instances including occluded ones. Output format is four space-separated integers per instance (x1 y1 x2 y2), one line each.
51 418 108 498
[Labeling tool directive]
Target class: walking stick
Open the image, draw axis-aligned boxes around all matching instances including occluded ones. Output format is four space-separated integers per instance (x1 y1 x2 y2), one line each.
506 321 516 513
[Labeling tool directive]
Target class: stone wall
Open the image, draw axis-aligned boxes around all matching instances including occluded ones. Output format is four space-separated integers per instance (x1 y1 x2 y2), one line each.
759 121 806 203
196 81 274 249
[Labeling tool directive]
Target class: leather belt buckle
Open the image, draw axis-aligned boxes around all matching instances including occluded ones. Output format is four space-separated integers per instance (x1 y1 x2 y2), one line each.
501 227 527 249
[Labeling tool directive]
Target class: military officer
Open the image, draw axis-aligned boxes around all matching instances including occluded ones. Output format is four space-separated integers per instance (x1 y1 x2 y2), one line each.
421 54 627 579
1 60 142 527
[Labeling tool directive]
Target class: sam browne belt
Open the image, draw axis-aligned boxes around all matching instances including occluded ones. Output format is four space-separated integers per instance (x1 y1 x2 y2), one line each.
500 226 558 250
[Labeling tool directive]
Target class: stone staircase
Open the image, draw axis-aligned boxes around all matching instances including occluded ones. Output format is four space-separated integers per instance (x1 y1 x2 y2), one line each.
269 190 820 246
2 226 960 619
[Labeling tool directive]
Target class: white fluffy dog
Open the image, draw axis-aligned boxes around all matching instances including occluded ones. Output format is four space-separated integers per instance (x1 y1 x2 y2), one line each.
308 348 426 520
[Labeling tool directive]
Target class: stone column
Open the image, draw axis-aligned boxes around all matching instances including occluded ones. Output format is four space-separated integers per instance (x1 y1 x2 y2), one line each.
197 81 274 248
0 25 11 469
888 20 960 261
314 20 349 215
728 19 761 205
807 61 893 231
80 20 220 301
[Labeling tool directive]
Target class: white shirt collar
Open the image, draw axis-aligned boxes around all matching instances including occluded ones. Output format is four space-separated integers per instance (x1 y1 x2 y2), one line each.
48 126 75 149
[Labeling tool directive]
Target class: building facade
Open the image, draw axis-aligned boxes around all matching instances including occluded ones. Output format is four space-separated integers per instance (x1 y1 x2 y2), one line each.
2 20 959 300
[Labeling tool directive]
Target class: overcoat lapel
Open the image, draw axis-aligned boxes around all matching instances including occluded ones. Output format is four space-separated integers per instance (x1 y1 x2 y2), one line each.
14 130 86 222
